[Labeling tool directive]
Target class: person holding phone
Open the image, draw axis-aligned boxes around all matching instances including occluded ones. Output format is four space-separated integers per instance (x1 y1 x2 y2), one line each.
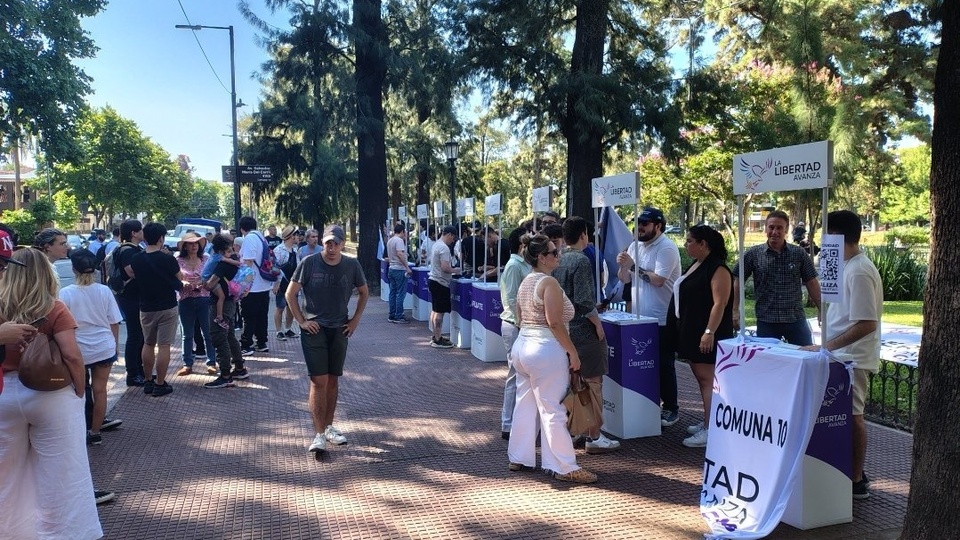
0 244 103 539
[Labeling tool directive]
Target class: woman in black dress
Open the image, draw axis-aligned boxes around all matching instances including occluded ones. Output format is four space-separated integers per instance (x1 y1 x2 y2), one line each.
667 225 733 447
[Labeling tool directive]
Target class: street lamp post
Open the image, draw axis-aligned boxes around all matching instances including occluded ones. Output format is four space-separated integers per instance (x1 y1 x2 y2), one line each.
175 24 242 233
443 139 460 225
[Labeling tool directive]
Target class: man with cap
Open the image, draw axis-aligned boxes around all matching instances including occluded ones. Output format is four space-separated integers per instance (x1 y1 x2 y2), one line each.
616 207 683 427
238 216 273 355
273 225 300 340
285 224 368 455
427 226 462 348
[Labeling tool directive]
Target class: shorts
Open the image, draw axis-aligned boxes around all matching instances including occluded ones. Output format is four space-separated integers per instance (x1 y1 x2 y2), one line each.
87 354 118 369
275 284 288 309
301 325 348 376
428 279 452 313
140 306 180 346
852 368 869 415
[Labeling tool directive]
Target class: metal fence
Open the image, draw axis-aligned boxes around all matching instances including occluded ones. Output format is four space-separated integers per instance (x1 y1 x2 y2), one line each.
866 359 917 432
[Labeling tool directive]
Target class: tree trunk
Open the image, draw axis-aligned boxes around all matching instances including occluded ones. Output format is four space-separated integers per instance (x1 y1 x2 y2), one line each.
354 0 389 289
564 0 609 222
901 3 960 537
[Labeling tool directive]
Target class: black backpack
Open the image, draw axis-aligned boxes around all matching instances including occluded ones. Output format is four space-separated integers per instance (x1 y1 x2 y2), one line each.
106 243 138 294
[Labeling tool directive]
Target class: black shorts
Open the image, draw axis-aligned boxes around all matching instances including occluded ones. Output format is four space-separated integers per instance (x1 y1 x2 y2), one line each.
428 279 452 313
301 325 348 376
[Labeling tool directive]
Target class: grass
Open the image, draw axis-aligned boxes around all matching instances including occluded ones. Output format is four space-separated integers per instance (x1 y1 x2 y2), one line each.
741 299 922 328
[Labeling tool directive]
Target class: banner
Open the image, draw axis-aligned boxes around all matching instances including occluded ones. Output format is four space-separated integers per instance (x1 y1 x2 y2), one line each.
416 203 429 220
433 200 446 217
591 172 639 208
598 207 635 297
732 141 833 195
818 234 844 304
532 186 552 212
463 197 475 218
701 339 829 539
399 206 407 220
485 193 502 216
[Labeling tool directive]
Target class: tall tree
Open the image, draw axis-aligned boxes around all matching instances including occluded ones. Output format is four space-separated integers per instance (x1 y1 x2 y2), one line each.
901 1 958 536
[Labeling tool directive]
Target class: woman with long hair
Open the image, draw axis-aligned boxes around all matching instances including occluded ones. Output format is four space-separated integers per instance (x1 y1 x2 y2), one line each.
667 225 734 448
175 232 217 376
0 247 102 538
508 233 597 483
58 248 123 445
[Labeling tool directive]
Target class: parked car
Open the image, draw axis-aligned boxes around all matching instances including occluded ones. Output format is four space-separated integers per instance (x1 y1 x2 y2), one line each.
54 258 100 290
66 234 88 252
664 225 683 234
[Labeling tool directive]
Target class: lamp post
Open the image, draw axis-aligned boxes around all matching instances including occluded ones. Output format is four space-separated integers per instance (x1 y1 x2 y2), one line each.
664 16 695 102
175 24 242 233
443 139 460 225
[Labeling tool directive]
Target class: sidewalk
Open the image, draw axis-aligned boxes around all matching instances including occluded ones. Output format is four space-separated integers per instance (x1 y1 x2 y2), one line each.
92 298 909 539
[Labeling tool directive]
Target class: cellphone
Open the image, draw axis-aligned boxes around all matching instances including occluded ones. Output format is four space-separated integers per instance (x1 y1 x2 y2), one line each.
29 317 47 328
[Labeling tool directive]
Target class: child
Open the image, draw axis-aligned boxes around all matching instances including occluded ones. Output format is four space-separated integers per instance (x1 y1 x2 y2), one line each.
201 233 241 329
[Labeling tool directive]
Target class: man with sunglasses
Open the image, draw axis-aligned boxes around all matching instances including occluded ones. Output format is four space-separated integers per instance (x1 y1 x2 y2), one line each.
616 207 683 427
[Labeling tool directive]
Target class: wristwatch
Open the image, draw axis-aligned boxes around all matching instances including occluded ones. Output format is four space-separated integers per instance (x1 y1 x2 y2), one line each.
704 328 713 335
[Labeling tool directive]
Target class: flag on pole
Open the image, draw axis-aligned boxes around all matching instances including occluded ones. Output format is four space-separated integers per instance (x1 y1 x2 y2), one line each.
598 206 635 298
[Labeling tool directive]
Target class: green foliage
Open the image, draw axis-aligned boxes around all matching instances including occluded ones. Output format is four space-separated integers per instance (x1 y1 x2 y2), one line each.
52 191 80 227
881 145 931 225
864 245 927 301
27 197 57 228
185 180 224 221
883 226 930 246
0 209 38 244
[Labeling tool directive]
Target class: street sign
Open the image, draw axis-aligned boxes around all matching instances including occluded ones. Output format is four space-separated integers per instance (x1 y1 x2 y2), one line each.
221 165 274 183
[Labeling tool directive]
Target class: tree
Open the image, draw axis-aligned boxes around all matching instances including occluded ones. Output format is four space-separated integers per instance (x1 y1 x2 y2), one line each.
901 2 959 536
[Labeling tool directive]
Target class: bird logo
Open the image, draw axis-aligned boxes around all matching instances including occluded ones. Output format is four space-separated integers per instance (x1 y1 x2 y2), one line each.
739 157 774 192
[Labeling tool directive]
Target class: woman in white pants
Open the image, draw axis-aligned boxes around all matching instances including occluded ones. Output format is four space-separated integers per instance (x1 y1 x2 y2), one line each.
507 233 596 483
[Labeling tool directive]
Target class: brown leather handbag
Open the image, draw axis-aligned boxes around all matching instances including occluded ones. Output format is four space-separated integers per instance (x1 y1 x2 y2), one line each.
18 332 71 391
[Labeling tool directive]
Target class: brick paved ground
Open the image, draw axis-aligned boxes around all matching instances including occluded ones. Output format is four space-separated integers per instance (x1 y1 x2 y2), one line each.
90 296 909 539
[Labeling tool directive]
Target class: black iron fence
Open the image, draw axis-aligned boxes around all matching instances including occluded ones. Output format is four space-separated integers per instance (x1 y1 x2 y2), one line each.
866 359 917 431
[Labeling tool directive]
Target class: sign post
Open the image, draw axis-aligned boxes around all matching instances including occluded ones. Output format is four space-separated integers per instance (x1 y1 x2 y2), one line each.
591 172 640 305
532 186 552 230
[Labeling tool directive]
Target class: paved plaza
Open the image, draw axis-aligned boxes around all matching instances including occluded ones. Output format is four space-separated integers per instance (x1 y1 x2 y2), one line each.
90 297 909 539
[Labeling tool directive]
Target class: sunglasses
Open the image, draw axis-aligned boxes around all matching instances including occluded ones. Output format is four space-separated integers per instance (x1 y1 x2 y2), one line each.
544 249 560 258
638 220 651 226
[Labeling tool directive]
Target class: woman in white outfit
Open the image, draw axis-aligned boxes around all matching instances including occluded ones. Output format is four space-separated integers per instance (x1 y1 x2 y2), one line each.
0 246 103 539
507 233 597 483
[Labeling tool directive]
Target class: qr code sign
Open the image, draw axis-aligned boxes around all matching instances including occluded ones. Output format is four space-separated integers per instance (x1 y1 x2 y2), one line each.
820 249 840 281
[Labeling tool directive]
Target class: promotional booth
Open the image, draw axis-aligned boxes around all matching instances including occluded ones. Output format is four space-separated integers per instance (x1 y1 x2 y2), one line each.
600 311 662 439
451 278 474 349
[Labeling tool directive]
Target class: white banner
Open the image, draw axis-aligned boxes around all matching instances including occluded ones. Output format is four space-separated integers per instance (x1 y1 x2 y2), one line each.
456 198 466 218
485 193 502 216
463 197 475 218
532 186 552 212
399 206 407 220
701 339 830 539
818 234 844 304
387 208 393 221
591 172 639 208
733 141 833 195
433 200 446 216
416 203 429 220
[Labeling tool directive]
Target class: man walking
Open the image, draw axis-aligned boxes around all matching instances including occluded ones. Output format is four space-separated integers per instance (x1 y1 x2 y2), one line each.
238 216 273 355
801 210 881 499
286 225 368 454
733 210 822 345
616 207 683 427
386 223 412 323
554 216 619 453
427 226 461 348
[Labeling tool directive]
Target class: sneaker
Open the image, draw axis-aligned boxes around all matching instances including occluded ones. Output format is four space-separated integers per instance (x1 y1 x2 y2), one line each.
176 366 193 376
554 468 598 484
255 345 270 353
206 365 218 374
585 434 621 454
394 317 410 324
430 337 454 349
285 329 299 338
860 471 872 489
853 478 871 499
126 375 145 387
683 427 709 448
277 331 287 340
687 421 705 434
94 490 116 505
324 425 347 445
143 378 155 395
101 418 122 432
214 317 230 330
308 433 326 453
230 367 249 380
87 431 102 445
203 376 235 389
240 347 255 356
151 382 173 397
388 317 399 324
661 409 680 427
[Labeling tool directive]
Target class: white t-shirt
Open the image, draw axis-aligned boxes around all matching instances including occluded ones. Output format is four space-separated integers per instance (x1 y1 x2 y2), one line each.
428 240 454 287
827 252 883 372
58 283 124 365
240 231 272 293
387 235 408 271
626 233 682 325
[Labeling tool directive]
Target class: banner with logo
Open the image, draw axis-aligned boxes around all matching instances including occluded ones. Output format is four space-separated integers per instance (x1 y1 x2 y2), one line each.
485 193 502 216
532 186 552 212
591 172 639 208
701 338 829 539
732 141 833 195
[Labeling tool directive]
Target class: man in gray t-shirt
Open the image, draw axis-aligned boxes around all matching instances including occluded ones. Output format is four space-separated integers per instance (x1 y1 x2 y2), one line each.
286 224 368 455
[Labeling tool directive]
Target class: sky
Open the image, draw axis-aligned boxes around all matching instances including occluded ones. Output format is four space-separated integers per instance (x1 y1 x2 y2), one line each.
78 0 289 182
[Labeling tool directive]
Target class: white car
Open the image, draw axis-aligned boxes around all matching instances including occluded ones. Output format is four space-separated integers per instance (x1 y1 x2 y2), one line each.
54 258 101 290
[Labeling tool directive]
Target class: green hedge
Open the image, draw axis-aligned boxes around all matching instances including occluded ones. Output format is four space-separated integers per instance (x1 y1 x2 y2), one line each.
864 245 927 301
883 225 930 247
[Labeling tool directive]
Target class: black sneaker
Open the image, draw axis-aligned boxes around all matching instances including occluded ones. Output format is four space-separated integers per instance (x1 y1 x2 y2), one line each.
230 367 249 380
126 375 145 387
388 317 398 324
87 432 102 445
203 376 235 389
254 345 270 353
853 478 871 499
240 347 255 356
430 337 454 349
284 329 299 338
276 331 287 341
660 409 680 427
395 317 410 324
861 471 872 489
143 378 155 395
151 382 173 397
100 418 122 432
94 490 116 505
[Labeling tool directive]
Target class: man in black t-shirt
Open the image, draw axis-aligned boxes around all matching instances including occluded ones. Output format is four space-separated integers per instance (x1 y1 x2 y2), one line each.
115 219 146 386
264 225 282 250
130 222 183 397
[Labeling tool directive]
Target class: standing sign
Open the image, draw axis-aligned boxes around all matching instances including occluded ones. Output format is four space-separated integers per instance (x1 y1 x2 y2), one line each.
485 193 502 216
416 204 429 221
532 186 552 212
733 141 833 195
591 172 639 208
399 206 407 221
456 198 467 219
463 197 475 218
818 234 845 304
433 201 446 217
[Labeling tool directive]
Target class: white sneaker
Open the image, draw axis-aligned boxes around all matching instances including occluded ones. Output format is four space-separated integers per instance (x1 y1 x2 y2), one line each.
324 425 347 445
308 433 326 452
585 433 621 454
682 427 709 448
687 421 705 434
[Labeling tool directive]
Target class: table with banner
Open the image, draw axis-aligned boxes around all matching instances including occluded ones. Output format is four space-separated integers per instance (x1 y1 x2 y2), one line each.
380 259 413 311
410 266 431 322
700 337 851 538
450 278 474 349
470 282 506 362
600 311 662 439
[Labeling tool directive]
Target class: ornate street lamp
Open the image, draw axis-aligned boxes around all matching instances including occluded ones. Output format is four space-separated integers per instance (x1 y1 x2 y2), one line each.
444 139 460 225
